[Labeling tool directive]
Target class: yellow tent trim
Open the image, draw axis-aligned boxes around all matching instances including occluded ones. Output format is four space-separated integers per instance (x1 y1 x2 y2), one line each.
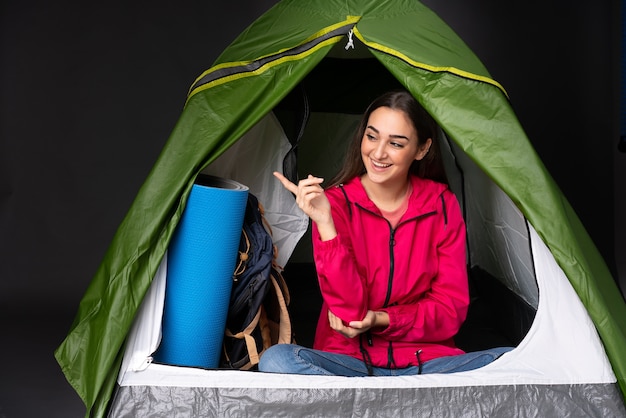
186 16 361 101
353 27 508 97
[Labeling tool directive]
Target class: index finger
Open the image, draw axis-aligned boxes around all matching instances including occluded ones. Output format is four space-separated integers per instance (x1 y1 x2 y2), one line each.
273 171 298 194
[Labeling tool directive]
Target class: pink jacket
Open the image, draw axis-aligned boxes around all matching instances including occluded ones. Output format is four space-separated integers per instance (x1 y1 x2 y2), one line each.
312 175 469 368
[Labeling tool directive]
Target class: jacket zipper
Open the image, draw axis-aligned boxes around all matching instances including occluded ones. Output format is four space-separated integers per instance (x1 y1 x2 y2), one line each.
354 200 440 368
356 203 438 307
386 225 395 308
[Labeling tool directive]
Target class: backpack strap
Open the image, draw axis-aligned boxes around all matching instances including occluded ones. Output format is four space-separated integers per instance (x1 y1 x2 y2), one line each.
269 272 292 344
233 228 251 277
258 201 282 264
224 307 264 370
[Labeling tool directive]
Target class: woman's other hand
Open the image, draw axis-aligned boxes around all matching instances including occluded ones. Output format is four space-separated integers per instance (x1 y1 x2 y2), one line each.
327 310 389 338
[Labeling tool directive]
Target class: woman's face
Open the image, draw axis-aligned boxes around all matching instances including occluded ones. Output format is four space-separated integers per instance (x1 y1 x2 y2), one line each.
360 106 431 187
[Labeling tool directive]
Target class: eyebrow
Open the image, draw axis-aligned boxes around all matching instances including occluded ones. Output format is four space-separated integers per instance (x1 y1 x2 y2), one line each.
366 125 411 141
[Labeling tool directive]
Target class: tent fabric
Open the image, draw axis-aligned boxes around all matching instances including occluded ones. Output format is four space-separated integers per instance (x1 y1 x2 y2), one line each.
109 384 626 418
54 0 626 416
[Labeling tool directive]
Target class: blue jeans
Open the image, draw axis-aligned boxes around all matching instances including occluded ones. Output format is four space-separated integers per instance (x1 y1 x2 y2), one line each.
258 344 512 376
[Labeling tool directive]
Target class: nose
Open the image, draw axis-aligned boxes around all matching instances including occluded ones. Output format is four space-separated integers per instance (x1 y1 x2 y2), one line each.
373 140 387 160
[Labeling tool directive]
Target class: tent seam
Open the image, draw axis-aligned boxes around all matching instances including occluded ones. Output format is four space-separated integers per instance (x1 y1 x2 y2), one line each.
186 17 360 103
352 27 508 97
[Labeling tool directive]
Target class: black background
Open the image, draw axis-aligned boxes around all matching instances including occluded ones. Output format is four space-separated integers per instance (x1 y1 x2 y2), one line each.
1 1 623 416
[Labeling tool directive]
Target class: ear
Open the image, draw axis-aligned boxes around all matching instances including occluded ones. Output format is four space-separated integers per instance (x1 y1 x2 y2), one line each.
415 138 432 161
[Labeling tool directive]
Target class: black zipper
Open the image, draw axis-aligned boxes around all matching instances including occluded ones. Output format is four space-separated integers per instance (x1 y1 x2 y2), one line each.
350 190 447 369
386 225 395 308
356 203 438 308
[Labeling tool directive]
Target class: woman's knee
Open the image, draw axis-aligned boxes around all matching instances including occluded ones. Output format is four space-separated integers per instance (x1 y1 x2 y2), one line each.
258 344 298 373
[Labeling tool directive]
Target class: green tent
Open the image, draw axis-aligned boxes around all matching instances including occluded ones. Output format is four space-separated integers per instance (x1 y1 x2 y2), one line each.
55 1 626 416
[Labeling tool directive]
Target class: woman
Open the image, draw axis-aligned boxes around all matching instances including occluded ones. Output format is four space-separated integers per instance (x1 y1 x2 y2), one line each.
260 91 510 376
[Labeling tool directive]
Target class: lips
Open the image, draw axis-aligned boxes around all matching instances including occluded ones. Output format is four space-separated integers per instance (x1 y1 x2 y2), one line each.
371 159 391 169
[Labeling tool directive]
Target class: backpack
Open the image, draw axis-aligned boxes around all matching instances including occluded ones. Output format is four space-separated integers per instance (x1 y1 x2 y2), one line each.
220 193 293 370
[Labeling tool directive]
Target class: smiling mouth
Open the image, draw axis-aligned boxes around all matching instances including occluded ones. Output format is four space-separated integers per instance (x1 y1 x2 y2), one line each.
371 160 392 169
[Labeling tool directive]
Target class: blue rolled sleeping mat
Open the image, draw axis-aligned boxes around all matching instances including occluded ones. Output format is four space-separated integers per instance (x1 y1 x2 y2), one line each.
153 174 249 368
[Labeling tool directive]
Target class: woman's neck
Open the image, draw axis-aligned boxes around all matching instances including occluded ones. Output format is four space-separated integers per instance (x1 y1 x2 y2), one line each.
360 175 412 212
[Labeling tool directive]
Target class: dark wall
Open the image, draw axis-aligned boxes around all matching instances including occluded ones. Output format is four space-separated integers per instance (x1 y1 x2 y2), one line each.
0 1 279 309
0 1 621 310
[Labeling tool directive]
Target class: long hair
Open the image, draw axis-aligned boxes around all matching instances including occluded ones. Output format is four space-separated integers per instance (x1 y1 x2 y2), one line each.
328 90 448 187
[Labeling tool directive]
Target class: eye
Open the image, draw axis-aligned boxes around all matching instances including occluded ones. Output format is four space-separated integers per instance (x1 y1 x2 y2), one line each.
366 134 377 141
390 142 404 149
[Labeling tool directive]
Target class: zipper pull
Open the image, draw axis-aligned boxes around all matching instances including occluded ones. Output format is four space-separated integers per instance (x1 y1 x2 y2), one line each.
415 349 423 374
345 29 355 50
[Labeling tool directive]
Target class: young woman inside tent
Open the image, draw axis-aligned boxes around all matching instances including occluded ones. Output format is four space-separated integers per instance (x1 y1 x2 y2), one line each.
260 90 512 376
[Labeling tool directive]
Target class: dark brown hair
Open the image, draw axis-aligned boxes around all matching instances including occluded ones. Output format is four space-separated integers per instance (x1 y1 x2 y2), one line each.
329 90 448 187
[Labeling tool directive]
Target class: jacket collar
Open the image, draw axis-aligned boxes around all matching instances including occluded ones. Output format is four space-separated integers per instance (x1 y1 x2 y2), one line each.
338 175 448 217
